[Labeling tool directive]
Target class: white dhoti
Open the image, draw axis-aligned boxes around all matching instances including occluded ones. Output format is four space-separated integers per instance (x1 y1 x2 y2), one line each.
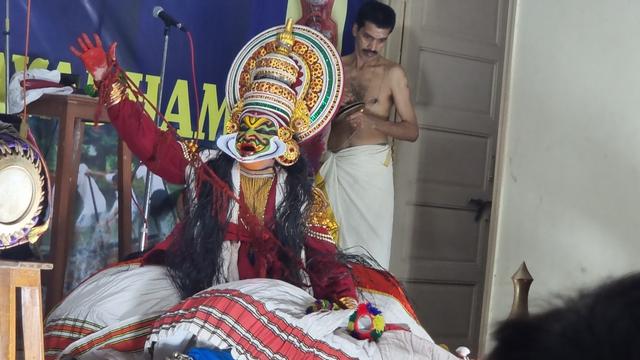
320 145 394 268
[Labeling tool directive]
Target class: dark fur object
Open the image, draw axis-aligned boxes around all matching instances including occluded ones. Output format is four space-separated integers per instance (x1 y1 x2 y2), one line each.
488 272 640 360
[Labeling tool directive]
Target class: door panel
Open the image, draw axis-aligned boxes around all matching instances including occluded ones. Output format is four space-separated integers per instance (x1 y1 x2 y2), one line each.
409 206 481 263
422 0 501 44
416 50 496 115
390 0 509 351
405 281 479 339
419 129 490 188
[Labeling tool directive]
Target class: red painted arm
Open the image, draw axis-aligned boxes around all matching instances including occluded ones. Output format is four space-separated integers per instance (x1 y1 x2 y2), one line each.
107 98 189 184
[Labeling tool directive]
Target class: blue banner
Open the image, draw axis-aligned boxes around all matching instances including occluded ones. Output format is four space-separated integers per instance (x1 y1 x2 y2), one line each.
1 0 368 145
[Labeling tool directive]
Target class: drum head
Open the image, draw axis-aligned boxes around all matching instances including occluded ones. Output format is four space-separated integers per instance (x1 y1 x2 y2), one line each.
0 138 46 249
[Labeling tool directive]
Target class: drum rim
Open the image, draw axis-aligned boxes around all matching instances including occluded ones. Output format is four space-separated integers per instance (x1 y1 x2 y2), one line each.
0 143 46 249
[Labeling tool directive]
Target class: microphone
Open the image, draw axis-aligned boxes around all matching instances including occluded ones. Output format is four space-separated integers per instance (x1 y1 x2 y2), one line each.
152 6 187 32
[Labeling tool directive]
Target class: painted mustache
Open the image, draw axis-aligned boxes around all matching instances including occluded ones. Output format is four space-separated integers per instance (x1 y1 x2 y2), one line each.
237 135 270 154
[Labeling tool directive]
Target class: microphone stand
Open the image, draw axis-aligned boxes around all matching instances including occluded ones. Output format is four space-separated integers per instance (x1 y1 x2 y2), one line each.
139 25 170 251
4 0 9 113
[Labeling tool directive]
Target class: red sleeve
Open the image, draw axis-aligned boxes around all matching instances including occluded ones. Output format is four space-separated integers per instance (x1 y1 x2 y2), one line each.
302 186 357 303
107 98 189 184
305 226 357 303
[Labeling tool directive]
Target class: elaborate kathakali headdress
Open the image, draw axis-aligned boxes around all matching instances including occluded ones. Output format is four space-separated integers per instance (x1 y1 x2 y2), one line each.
217 19 343 166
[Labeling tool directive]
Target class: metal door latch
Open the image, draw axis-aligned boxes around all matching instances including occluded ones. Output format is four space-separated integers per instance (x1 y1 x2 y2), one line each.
468 198 492 221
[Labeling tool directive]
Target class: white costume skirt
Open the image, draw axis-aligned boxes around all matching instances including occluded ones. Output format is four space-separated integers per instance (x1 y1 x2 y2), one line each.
45 263 457 360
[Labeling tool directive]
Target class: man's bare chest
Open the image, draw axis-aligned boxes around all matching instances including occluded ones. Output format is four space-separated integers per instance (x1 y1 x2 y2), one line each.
345 68 390 105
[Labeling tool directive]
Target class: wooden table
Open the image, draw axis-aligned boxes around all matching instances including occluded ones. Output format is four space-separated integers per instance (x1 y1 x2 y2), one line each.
28 93 133 314
0 260 53 360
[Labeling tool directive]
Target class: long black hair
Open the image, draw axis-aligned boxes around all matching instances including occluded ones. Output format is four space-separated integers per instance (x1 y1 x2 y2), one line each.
166 152 312 299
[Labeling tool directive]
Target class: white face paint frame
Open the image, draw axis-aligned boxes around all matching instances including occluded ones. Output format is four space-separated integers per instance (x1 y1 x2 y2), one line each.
216 132 287 163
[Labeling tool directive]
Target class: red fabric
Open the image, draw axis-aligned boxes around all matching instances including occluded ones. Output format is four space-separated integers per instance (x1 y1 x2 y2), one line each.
20 79 65 90
44 316 157 360
110 98 355 302
140 222 184 264
305 229 356 302
236 177 291 280
70 318 155 356
154 288 356 359
299 130 327 175
142 223 356 302
297 0 338 46
351 263 419 321
107 98 188 184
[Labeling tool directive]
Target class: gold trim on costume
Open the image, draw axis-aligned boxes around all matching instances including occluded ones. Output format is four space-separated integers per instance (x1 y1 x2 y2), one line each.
291 99 311 133
240 170 275 223
307 185 339 244
249 81 296 104
178 141 191 161
275 139 300 167
277 127 292 142
106 79 127 108
276 18 295 55
339 296 358 309
255 57 299 79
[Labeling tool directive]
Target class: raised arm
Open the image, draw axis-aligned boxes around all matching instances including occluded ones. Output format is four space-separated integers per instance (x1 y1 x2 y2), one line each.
106 97 189 184
71 33 189 184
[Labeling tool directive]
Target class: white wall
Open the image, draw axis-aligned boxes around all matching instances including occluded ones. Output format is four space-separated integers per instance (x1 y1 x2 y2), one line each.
486 0 640 348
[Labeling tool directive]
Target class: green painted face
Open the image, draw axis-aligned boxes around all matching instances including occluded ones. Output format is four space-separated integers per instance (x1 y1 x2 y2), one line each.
235 114 278 157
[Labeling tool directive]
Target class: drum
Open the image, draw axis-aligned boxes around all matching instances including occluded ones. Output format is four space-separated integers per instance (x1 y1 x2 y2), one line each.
0 125 50 250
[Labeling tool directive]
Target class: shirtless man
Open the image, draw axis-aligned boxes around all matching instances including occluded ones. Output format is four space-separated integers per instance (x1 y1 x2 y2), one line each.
320 1 418 269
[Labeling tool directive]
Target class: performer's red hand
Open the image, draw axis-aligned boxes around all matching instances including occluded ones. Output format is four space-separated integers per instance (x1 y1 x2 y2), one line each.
70 33 117 82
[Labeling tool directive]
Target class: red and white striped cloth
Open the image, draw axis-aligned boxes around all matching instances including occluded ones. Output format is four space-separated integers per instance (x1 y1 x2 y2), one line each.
45 263 457 360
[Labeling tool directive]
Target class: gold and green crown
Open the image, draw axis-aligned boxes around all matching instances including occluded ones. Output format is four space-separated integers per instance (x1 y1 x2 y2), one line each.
225 18 343 143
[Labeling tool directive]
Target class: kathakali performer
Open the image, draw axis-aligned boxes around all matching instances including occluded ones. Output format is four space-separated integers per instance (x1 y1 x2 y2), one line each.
44 20 457 360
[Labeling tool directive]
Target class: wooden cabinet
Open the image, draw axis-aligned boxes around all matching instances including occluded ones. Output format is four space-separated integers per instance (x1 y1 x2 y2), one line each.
28 94 133 313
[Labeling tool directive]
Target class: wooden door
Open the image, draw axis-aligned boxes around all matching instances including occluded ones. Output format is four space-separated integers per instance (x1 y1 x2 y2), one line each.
389 0 511 351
